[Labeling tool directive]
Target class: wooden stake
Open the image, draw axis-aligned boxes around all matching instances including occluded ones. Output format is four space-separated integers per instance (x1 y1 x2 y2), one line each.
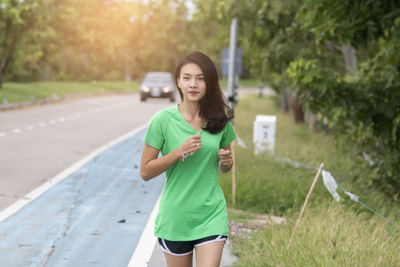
287 163 324 250
232 139 236 207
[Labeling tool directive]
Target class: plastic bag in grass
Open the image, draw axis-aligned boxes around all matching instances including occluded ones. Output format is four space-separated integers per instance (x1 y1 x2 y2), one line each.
344 190 359 202
322 170 340 202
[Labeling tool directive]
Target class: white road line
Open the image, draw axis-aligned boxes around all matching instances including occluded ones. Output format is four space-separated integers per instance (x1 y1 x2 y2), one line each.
3 102 134 137
0 123 148 222
127 196 161 267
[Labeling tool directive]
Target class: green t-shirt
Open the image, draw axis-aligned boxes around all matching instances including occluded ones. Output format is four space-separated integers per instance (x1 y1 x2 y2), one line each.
143 104 236 241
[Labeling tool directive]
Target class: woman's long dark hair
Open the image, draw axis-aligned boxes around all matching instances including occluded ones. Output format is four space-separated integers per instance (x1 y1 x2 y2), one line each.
175 51 233 134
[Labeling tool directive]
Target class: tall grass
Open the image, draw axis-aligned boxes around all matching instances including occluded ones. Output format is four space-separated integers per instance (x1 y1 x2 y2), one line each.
219 95 400 266
232 203 400 266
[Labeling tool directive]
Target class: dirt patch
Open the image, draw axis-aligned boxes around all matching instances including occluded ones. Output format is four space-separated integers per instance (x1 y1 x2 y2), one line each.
228 208 286 238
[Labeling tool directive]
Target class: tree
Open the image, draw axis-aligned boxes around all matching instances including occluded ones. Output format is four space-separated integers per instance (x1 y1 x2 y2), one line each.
194 0 400 196
1 0 200 83
0 0 50 87
201 0 315 120
288 0 400 195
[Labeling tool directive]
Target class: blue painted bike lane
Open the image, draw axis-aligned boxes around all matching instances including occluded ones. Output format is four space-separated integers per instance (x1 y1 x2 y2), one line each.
0 129 164 267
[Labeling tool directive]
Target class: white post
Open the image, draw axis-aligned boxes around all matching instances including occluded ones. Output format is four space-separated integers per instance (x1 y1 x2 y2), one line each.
227 18 238 111
253 115 277 155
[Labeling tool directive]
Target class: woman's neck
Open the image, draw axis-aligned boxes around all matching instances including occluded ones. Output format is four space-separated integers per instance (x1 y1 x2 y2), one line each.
179 101 201 121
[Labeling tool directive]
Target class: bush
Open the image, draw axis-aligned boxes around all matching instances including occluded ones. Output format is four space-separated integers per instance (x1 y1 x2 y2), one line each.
287 58 400 197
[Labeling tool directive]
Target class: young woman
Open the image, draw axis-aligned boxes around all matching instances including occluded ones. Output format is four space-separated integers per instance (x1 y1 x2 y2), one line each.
140 51 236 267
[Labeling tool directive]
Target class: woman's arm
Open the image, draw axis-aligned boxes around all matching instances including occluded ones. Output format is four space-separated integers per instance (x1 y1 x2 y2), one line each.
219 144 233 173
140 133 202 181
140 144 181 181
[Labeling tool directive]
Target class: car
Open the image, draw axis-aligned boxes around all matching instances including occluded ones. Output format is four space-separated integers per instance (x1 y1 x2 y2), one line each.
140 72 176 102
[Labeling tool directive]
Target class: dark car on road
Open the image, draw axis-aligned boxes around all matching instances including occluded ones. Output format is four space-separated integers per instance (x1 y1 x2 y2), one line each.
140 72 176 102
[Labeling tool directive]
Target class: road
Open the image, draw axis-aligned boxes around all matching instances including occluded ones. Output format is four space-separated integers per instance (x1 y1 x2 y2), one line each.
0 94 171 211
0 93 173 266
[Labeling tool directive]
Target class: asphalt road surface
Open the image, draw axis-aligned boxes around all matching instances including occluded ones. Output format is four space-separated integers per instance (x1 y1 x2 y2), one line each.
0 94 171 211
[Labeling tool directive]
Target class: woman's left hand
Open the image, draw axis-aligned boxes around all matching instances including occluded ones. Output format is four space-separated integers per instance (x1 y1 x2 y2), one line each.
219 148 233 167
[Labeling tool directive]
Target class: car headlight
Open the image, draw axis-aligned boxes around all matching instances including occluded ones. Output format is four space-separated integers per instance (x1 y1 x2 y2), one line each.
163 87 170 93
142 86 150 93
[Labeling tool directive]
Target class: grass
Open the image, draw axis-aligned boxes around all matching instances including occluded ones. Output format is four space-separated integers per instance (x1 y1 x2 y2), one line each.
219 94 400 266
232 203 400 266
219 79 261 89
239 79 262 87
0 81 139 103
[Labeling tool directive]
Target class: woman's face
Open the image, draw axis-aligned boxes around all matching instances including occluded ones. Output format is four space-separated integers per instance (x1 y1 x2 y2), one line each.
177 63 206 103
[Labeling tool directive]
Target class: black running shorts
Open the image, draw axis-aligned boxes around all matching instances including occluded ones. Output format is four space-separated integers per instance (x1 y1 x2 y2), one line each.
158 235 227 256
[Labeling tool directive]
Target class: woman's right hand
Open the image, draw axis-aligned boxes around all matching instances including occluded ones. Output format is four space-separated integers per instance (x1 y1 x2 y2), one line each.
180 132 202 156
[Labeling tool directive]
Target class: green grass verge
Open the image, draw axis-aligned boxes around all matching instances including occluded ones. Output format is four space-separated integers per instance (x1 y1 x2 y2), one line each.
239 79 262 87
0 81 139 103
219 94 400 266
232 203 400 266
219 79 261 89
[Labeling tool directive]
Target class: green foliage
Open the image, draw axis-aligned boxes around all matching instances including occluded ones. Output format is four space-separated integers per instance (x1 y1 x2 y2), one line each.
298 0 400 48
0 0 52 85
212 0 311 93
287 2 400 196
203 0 400 196
288 59 400 195
1 0 201 84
